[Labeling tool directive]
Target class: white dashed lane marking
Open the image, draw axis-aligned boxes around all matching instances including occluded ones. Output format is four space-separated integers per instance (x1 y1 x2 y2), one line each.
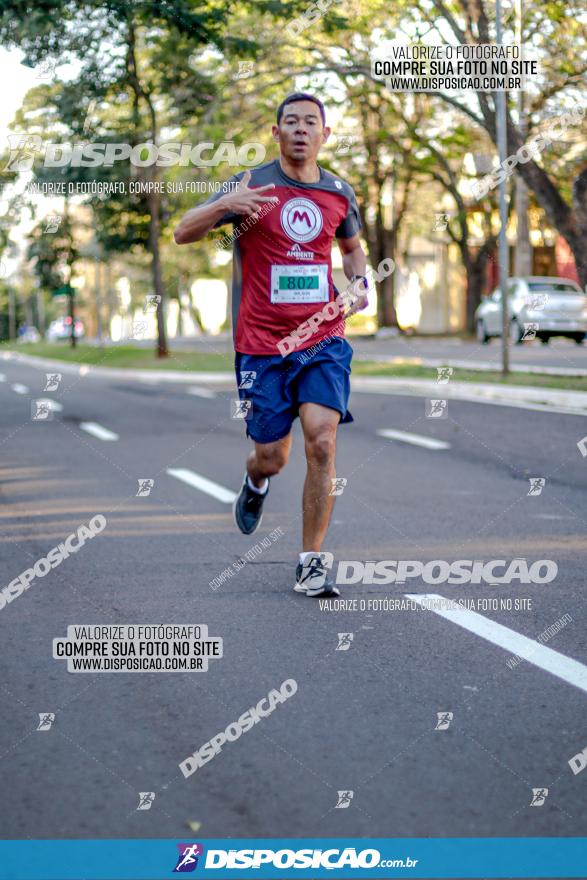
187 386 217 399
377 428 450 450
167 468 236 504
79 422 119 441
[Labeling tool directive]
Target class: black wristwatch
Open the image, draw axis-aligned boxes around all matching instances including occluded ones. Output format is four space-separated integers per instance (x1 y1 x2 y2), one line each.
350 274 369 290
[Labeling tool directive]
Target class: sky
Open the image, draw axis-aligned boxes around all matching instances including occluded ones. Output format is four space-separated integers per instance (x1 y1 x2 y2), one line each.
0 46 38 144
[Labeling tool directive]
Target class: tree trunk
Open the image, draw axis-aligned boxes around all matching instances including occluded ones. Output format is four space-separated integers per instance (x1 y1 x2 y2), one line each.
379 272 397 326
68 290 76 348
94 258 103 343
513 96 532 276
148 186 168 357
105 262 114 340
573 167 587 289
8 287 16 340
36 288 45 335
24 295 34 328
468 253 490 333
514 14 532 277
126 19 168 357
514 179 532 276
375 223 398 327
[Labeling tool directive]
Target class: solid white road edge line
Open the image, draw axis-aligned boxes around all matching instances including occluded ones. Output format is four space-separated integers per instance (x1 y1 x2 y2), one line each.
406 593 587 694
79 422 119 441
167 467 236 504
377 428 450 450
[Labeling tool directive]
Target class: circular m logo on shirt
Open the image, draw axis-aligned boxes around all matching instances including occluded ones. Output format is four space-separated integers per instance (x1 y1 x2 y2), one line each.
280 198 323 243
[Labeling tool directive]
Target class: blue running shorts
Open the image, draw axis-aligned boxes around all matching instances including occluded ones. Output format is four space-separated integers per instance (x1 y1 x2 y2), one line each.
234 337 354 444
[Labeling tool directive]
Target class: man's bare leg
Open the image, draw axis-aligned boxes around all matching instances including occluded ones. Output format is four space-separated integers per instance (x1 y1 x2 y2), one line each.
234 433 292 536
246 433 292 487
299 402 340 551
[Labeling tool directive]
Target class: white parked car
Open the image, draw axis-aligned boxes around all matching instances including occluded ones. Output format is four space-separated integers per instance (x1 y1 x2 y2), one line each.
475 276 587 344
46 317 85 341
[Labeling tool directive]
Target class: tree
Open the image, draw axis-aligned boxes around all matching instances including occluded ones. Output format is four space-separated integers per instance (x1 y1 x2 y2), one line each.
414 0 587 286
27 201 80 344
380 104 504 331
302 0 587 299
336 86 414 328
0 0 232 356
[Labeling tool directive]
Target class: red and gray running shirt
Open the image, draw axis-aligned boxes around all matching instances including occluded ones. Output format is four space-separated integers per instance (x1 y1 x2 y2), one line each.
204 159 362 355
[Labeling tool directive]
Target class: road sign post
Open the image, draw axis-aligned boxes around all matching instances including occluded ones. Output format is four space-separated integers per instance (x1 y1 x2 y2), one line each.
496 0 510 376
53 284 76 347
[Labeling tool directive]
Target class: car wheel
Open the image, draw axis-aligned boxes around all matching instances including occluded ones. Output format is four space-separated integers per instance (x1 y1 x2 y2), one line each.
510 318 524 344
540 335 550 345
574 333 585 345
476 319 490 344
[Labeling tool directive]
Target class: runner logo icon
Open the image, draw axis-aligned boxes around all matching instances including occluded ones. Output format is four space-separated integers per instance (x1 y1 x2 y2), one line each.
281 198 323 243
173 843 203 872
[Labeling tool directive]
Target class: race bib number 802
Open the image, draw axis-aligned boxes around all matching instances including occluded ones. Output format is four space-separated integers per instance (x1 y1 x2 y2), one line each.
270 264 329 304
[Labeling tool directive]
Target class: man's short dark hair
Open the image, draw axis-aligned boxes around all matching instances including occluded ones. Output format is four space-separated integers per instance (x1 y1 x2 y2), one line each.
276 93 326 126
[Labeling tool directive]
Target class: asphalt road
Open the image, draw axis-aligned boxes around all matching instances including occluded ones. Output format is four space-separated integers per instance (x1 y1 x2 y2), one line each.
1 351 586 847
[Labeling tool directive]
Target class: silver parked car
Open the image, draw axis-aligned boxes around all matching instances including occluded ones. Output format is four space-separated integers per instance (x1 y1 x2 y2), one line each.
475 276 587 344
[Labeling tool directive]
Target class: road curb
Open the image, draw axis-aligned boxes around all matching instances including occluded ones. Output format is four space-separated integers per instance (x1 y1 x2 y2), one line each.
351 377 587 416
4 350 585 415
353 355 587 378
1 351 234 384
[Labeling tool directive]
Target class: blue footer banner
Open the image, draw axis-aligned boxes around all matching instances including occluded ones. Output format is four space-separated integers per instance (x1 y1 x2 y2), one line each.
0 838 586 880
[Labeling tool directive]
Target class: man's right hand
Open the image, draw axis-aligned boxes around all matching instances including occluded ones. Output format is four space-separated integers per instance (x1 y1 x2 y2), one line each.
174 170 278 245
221 170 279 217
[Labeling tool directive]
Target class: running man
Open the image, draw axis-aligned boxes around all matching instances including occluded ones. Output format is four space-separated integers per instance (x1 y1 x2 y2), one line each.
174 92 369 597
